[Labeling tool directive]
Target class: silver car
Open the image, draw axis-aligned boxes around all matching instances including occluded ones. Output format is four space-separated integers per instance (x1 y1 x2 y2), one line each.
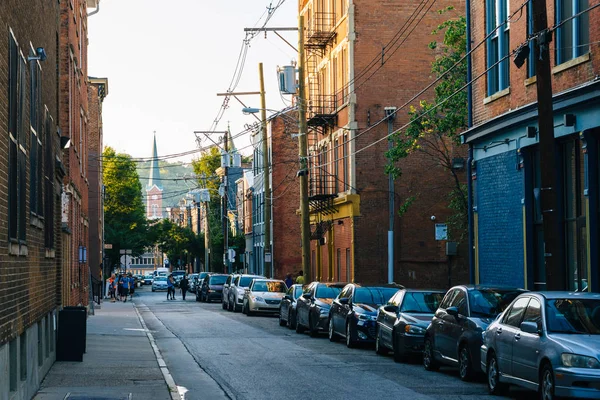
242 279 287 316
481 292 600 399
228 274 264 312
152 276 168 292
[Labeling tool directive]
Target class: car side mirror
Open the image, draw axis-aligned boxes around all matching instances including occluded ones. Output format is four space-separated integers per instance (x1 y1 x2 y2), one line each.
446 306 460 318
520 321 542 335
338 297 349 305
384 305 399 313
302 293 311 299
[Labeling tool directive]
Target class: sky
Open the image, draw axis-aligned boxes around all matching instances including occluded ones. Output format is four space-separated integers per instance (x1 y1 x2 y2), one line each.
87 0 298 163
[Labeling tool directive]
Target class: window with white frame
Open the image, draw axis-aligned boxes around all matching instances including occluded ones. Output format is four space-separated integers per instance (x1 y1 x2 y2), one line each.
30 54 43 217
555 0 589 65
486 0 510 96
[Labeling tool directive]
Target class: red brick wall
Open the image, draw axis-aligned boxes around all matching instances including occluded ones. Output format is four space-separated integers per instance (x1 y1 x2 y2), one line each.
352 0 468 287
271 112 303 279
0 0 62 345
59 0 90 307
88 82 104 280
471 0 600 125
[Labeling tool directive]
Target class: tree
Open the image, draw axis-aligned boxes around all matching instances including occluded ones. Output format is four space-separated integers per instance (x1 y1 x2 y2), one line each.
148 219 203 269
103 147 148 268
386 9 468 240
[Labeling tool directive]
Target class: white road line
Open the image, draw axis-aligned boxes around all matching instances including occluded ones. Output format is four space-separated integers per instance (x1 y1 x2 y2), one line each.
133 303 182 400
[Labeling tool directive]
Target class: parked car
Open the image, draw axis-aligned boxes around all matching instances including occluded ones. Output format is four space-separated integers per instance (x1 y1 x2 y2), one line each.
242 279 287 315
188 273 199 293
222 274 239 310
295 282 346 336
423 285 526 381
143 274 154 286
481 292 600 399
194 272 209 294
279 284 304 329
198 273 228 302
375 289 445 361
152 276 168 292
228 274 264 312
328 284 402 348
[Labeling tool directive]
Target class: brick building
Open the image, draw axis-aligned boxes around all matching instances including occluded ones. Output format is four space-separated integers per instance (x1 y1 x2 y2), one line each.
462 0 600 291
299 0 466 287
88 77 108 281
0 0 64 397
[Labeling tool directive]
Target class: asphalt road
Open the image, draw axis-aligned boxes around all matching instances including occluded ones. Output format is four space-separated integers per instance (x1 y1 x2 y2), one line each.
133 286 533 400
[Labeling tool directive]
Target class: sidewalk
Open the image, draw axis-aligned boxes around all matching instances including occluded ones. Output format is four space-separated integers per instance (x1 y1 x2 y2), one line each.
34 300 174 400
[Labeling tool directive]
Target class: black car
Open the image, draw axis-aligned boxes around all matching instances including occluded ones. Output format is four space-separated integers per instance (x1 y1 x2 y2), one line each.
295 282 346 336
375 289 445 361
198 273 228 302
423 285 526 381
278 284 304 329
328 284 401 348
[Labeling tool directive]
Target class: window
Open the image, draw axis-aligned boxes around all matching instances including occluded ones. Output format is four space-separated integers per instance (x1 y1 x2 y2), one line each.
9 339 17 392
37 322 43 366
486 0 510 95
449 289 468 315
336 248 341 279
8 32 27 243
556 0 589 64
440 289 457 309
30 58 43 217
522 298 542 326
44 113 55 248
341 47 348 103
20 332 27 381
343 133 349 191
502 297 530 327
526 2 537 78
345 248 351 281
562 137 588 291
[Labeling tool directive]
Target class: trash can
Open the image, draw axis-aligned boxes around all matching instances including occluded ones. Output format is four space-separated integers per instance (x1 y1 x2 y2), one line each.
56 306 87 361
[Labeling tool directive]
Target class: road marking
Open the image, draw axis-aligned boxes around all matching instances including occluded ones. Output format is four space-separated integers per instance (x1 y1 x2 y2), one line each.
133 303 182 400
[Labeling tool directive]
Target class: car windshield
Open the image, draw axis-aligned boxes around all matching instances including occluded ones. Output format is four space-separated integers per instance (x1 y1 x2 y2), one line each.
155 277 167 282
468 289 522 317
354 287 399 305
209 276 227 285
293 286 303 299
546 298 600 334
240 276 261 287
199 273 209 279
316 285 342 299
401 292 444 313
252 281 287 292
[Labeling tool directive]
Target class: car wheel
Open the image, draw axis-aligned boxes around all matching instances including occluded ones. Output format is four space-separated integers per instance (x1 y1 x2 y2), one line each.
345 322 355 348
309 314 319 337
222 297 227 309
228 296 234 311
459 345 474 381
328 318 338 342
375 326 386 355
539 363 555 400
423 337 439 371
487 352 508 395
295 312 305 334
392 331 406 362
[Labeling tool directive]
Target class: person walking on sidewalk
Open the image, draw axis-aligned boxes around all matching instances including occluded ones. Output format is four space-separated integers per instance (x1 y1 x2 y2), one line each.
127 272 135 301
285 273 293 288
167 274 175 300
108 274 116 302
179 275 189 300
295 271 305 285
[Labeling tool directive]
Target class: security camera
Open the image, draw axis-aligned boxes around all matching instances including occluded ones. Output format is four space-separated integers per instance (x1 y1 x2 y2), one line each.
430 215 436 221
28 47 47 62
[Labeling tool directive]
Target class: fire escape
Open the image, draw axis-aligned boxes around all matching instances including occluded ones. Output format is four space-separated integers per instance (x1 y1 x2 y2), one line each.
305 11 337 219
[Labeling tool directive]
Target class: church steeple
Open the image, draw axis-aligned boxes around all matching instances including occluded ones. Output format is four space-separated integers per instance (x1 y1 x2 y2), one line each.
147 132 162 191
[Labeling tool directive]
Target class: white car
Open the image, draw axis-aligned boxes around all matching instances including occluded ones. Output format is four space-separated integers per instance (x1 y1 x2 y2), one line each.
152 276 168 292
228 274 264 312
243 279 287 316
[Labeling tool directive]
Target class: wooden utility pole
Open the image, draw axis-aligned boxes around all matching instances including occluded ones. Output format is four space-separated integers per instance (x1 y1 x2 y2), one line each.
298 15 311 282
259 63 272 278
223 129 230 273
532 0 563 289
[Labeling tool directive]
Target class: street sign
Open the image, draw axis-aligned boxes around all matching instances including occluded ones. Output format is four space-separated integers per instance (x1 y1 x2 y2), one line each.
265 252 272 263
104 243 112 249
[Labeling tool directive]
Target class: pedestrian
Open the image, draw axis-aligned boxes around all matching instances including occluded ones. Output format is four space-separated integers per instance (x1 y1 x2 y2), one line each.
284 273 293 288
180 275 189 301
167 274 175 300
128 273 135 301
295 271 305 285
108 274 116 302
117 274 126 302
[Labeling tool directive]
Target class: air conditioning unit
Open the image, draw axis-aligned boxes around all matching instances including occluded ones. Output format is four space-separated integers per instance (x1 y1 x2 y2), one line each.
278 66 296 95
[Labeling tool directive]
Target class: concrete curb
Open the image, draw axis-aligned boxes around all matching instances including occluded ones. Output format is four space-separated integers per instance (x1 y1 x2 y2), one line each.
133 303 182 400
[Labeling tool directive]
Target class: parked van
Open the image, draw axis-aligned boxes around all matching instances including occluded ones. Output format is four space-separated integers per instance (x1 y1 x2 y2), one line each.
154 267 169 277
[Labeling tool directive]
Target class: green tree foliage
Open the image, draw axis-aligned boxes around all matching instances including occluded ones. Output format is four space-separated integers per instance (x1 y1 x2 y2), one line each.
103 147 148 267
148 219 203 269
136 160 193 208
386 9 468 240
192 147 222 195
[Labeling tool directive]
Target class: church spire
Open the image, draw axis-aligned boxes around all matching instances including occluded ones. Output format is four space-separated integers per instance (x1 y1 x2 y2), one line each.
147 132 163 190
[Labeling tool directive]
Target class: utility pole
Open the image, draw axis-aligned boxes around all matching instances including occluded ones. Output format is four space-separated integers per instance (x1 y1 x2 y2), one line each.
532 0 563 290
223 129 230 274
385 107 396 284
298 15 311 282
204 201 211 272
259 63 272 278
